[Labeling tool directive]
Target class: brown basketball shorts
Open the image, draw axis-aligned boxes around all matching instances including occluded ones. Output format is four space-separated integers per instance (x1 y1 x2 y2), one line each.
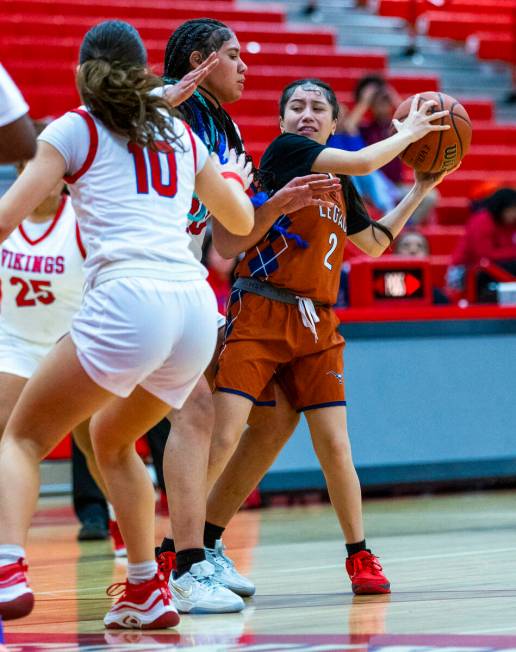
215 291 346 412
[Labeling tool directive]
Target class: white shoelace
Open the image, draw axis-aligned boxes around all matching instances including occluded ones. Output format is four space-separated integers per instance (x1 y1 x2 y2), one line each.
296 297 320 342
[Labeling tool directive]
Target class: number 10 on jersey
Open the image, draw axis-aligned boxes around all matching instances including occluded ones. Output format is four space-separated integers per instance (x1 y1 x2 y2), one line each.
128 142 178 198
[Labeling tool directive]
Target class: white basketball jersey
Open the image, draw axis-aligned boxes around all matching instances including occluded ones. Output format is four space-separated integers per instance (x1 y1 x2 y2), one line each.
0 195 85 344
39 109 208 287
186 119 244 262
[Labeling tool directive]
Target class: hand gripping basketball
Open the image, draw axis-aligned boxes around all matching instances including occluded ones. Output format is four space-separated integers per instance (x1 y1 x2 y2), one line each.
393 92 472 173
392 93 450 144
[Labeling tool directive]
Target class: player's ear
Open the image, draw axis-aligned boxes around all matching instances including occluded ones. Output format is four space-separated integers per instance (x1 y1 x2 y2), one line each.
330 118 337 136
189 50 203 70
279 117 285 133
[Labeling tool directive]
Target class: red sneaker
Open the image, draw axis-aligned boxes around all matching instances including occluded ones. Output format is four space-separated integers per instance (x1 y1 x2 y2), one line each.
104 572 180 630
109 520 127 558
156 550 176 584
346 550 390 595
0 558 34 620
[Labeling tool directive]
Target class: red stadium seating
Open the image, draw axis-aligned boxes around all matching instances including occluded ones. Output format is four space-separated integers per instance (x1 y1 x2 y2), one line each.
417 11 514 42
420 226 465 255
466 32 516 65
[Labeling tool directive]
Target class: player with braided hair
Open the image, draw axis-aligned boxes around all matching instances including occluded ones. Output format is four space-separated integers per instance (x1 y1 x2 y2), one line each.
152 18 341 610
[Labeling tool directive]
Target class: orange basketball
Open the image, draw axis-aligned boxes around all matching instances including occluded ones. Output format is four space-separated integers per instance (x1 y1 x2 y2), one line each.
393 91 472 174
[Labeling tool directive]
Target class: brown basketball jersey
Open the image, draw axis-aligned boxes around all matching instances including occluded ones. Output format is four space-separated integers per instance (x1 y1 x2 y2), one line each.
236 133 371 305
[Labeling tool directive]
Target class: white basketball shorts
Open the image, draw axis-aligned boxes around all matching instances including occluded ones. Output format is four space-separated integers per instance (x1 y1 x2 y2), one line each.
70 277 218 409
0 322 52 378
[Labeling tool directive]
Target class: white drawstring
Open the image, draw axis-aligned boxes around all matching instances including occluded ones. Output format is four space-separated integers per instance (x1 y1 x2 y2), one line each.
296 297 320 342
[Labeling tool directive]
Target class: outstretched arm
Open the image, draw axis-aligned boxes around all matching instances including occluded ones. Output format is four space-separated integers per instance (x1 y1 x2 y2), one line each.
0 142 65 242
312 95 449 176
212 174 341 259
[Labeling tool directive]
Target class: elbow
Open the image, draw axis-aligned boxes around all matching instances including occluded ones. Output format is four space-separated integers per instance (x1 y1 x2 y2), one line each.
369 246 385 258
356 156 376 176
231 212 254 237
19 140 37 161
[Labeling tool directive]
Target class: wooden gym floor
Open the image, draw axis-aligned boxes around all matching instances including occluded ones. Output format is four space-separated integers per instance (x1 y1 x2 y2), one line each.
3 489 516 651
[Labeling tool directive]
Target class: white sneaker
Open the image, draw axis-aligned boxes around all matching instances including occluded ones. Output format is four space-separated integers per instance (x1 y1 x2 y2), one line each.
205 539 256 597
169 560 245 614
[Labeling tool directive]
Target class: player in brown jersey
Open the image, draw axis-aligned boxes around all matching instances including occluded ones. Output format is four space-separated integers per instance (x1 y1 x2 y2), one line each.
209 79 457 594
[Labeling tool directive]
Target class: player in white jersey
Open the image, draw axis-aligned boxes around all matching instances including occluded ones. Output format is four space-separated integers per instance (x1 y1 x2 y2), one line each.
0 20 254 629
0 123 150 561
153 18 342 601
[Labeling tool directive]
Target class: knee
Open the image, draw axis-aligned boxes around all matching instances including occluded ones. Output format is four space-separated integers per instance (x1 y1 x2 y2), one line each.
89 416 129 464
0 428 49 461
174 380 214 436
313 430 353 465
212 424 241 456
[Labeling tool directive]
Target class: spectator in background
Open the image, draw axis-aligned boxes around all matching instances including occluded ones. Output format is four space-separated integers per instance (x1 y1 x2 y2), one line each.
357 74 437 224
447 188 516 300
328 94 398 214
0 64 36 163
394 230 449 303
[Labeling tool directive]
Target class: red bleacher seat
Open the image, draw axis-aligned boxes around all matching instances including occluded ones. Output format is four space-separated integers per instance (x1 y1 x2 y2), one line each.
417 11 514 42
466 32 516 65
435 198 471 225
420 226 464 256
3 1 286 24
0 14 336 46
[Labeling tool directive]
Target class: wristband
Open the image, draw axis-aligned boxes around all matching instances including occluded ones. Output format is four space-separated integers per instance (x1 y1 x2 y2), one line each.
221 171 246 189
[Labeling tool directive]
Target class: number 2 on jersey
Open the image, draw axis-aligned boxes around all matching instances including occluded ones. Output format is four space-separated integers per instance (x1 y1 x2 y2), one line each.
11 277 56 307
128 142 178 197
324 233 338 270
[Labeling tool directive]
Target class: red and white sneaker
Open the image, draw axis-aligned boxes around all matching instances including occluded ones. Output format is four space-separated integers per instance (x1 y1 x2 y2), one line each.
0 558 34 620
346 550 391 595
109 520 127 558
104 572 180 630
156 550 176 585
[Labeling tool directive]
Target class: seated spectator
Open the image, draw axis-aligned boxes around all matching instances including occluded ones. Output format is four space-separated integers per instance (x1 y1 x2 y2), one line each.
394 230 449 303
447 188 516 301
356 74 437 224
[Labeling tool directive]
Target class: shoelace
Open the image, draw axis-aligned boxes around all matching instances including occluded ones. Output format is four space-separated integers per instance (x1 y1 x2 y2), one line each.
213 543 234 570
157 553 175 575
106 581 128 598
353 554 384 575
106 574 171 604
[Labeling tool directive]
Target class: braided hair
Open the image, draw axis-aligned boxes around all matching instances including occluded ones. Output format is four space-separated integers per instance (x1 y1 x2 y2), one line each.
163 18 245 160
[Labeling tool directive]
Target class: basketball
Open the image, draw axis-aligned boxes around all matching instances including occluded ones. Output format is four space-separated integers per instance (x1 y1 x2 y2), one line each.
393 91 472 174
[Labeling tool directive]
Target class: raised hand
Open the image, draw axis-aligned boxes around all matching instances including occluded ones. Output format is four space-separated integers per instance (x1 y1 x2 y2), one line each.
414 162 461 192
163 53 219 107
392 93 450 143
217 149 253 191
271 174 341 214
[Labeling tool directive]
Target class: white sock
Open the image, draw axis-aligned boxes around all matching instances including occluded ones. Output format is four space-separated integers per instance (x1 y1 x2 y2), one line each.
107 503 117 522
127 560 158 585
0 544 26 566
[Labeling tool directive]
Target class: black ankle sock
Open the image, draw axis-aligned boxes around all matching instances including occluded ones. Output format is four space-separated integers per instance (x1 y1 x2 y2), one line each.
346 539 367 557
160 537 176 554
175 548 206 578
203 521 225 549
